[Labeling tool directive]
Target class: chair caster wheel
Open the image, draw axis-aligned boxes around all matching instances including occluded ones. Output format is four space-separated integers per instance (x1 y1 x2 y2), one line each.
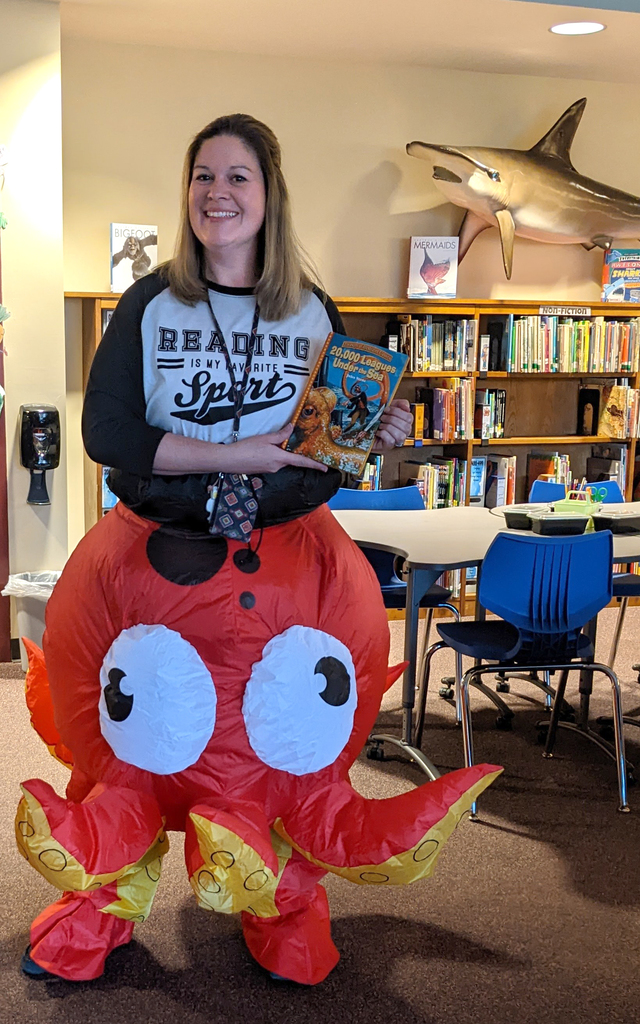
496 715 513 731
367 743 385 761
495 681 511 693
536 726 549 745
598 725 615 743
439 677 454 700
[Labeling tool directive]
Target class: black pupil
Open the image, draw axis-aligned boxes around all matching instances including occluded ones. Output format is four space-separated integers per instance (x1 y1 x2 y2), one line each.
315 656 350 707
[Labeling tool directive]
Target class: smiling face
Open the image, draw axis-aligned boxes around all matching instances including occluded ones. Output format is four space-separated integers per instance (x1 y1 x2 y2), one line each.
188 134 267 280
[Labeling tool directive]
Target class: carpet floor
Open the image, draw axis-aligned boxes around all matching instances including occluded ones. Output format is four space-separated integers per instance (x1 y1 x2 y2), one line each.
1 609 639 1024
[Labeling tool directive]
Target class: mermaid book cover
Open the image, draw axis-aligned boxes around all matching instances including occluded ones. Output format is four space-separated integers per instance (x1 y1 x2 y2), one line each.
407 236 458 299
284 333 408 475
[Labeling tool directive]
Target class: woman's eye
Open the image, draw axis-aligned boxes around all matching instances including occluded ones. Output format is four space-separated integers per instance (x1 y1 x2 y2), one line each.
99 624 217 775
231 175 247 184
243 626 357 776
194 173 211 183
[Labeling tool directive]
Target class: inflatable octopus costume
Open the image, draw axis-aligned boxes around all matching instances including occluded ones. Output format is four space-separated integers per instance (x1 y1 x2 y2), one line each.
16 502 501 984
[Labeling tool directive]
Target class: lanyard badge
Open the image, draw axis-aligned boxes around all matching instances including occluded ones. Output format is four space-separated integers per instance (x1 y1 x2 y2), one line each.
206 299 263 540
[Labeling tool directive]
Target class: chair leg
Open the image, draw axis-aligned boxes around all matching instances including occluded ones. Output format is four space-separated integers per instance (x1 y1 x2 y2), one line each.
435 603 462 723
414 640 447 750
542 669 569 757
608 597 628 669
598 664 631 812
459 665 479 819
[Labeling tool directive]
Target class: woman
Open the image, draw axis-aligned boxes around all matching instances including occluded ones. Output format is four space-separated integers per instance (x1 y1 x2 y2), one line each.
18 115 497 986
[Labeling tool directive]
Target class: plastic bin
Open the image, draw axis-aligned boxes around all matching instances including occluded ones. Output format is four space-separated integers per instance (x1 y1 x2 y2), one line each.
1 571 61 670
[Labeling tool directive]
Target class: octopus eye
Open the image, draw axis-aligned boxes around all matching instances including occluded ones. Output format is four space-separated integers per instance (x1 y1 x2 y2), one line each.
99 624 217 775
242 625 357 776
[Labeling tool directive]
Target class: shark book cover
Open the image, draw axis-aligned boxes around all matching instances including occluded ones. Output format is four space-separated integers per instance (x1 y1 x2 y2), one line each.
602 249 640 303
407 237 458 300
284 333 408 475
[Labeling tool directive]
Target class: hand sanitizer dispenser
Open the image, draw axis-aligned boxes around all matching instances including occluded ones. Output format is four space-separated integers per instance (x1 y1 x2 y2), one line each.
20 405 60 505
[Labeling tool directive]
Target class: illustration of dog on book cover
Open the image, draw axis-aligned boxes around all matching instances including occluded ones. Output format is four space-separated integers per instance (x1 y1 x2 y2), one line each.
285 335 407 475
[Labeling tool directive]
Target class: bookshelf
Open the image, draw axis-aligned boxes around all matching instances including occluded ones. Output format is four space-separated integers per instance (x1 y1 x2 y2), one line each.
335 297 640 508
67 292 640 535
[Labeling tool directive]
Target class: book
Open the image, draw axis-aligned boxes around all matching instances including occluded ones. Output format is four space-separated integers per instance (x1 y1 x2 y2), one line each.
110 223 158 292
484 455 517 508
602 249 640 303
469 456 487 506
284 333 408 475
526 452 571 496
407 237 458 299
577 388 600 436
598 384 629 438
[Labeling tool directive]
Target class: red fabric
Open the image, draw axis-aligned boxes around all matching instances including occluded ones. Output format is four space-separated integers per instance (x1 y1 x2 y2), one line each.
20 502 501 983
22 638 73 768
30 888 134 981
242 884 338 985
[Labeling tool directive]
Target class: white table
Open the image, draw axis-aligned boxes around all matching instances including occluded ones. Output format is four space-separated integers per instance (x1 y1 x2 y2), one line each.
332 503 640 774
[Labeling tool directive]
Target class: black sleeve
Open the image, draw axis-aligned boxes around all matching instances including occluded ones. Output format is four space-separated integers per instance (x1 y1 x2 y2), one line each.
312 286 346 335
82 274 168 477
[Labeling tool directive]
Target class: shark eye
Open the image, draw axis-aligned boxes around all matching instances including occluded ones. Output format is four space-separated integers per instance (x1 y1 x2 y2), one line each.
99 624 217 775
242 625 357 776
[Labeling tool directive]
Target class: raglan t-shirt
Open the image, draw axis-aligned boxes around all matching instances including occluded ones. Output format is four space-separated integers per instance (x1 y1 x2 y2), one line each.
82 273 346 527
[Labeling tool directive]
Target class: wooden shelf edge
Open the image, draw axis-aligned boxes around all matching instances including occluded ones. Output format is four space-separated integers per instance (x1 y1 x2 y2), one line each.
472 435 632 446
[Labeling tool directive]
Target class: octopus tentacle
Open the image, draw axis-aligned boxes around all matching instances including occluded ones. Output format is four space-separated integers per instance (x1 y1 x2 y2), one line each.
274 764 502 885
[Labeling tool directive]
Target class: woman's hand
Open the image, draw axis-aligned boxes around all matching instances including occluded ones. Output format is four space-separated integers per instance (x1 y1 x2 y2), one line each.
217 424 328 475
371 399 413 452
152 424 327 475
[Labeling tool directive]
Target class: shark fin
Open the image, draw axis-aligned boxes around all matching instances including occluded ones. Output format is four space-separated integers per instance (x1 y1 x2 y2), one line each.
592 234 613 250
528 98 587 168
459 210 491 262
495 209 515 279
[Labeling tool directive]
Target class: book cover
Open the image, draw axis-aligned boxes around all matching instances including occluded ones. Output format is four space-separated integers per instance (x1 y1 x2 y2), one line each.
602 249 640 303
110 223 158 293
407 237 458 299
469 456 487 506
285 333 408 475
598 384 628 438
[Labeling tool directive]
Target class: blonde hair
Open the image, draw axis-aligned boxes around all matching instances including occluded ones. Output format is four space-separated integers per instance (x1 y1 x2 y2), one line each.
161 113 319 322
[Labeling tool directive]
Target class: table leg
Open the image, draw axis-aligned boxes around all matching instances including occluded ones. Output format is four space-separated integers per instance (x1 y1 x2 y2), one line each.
402 568 441 745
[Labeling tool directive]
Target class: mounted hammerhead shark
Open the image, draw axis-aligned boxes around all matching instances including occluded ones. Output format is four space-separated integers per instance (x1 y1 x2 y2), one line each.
407 98 640 279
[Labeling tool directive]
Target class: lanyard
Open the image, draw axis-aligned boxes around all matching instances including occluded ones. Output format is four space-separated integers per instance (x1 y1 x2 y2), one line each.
207 296 260 442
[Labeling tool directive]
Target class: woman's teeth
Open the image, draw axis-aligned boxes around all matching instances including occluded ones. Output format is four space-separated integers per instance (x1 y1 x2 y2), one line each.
206 211 238 218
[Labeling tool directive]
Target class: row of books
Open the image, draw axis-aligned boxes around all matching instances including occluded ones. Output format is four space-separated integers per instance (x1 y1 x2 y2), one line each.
474 388 506 440
403 457 467 509
482 315 640 375
357 455 384 490
384 316 477 373
409 380 474 442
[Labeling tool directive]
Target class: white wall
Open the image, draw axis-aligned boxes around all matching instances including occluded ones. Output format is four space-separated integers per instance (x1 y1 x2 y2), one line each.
0 0 68 574
61 37 640 301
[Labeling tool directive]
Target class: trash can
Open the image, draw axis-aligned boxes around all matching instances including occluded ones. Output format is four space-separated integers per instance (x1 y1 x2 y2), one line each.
1 571 61 670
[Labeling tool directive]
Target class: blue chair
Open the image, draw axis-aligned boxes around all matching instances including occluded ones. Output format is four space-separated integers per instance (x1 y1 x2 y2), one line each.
586 479 624 503
528 480 566 502
582 479 640 668
432 530 630 813
328 485 464 765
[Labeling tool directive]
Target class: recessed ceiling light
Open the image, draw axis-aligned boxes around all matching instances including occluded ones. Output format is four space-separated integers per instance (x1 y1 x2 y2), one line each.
550 22 606 36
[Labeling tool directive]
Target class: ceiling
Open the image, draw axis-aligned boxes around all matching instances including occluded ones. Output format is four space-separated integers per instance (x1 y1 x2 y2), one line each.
54 0 640 84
